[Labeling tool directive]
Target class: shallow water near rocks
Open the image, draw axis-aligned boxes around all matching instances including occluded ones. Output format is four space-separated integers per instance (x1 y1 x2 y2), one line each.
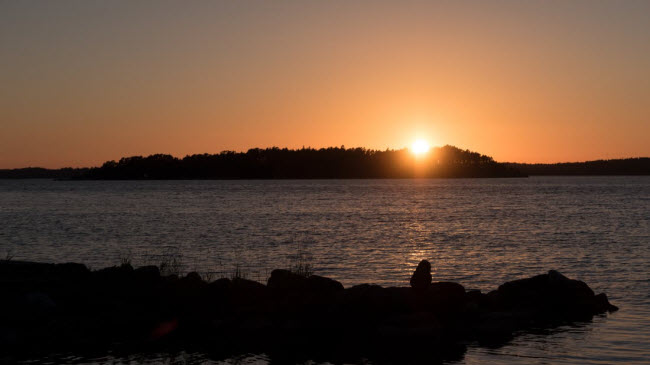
1 177 649 364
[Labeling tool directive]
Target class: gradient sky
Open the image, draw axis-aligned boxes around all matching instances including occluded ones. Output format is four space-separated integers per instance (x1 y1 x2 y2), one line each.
1 1 649 168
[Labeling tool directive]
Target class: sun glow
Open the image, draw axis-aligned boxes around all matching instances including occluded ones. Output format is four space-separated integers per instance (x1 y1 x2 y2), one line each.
411 139 430 156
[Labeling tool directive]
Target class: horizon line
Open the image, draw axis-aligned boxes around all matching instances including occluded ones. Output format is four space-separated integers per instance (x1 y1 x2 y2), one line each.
2 144 649 171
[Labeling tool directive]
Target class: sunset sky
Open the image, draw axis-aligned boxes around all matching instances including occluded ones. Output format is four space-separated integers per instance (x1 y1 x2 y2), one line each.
1 1 649 168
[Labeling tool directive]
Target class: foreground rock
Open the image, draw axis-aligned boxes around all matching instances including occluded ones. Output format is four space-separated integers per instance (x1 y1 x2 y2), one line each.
0 260 618 361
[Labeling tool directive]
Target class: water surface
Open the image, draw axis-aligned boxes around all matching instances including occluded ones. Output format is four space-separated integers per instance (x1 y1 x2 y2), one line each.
1 177 648 364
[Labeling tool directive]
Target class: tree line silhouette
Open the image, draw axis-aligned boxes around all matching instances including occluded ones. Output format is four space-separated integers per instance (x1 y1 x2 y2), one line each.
81 145 523 179
4 147 648 179
507 158 650 176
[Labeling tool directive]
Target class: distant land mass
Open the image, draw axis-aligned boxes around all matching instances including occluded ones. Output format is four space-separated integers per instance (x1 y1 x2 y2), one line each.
0 145 521 179
0 146 648 179
507 158 650 176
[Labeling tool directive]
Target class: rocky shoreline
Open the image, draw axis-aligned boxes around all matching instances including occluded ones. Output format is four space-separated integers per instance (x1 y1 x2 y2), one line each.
0 259 618 362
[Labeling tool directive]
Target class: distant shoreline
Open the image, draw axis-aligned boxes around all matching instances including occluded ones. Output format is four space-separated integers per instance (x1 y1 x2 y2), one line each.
0 145 526 179
3 173 650 179
1 149 648 179
506 158 650 176
2 165 649 179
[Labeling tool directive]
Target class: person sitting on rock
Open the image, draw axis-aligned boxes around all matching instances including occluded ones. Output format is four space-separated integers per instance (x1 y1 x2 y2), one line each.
410 259 432 290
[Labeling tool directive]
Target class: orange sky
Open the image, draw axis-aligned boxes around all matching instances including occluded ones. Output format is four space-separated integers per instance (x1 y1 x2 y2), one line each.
1 1 649 168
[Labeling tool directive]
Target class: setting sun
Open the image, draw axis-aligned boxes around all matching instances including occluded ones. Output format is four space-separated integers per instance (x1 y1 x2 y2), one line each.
411 140 430 156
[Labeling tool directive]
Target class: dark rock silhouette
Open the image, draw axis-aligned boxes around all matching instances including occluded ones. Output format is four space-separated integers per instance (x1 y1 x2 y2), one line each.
306 274 344 293
410 259 432 290
493 269 618 319
425 282 466 313
134 265 161 283
267 269 308 291
0 260 618 363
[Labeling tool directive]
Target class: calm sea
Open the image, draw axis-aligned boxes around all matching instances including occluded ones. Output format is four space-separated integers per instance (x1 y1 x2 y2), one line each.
1 177 649 364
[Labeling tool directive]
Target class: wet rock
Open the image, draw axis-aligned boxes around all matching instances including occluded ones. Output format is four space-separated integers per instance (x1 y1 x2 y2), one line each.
497 273 549 306
500 270 593 305
547 270 595 301
410 260 432 290
495 270 612 320
594 293 619 313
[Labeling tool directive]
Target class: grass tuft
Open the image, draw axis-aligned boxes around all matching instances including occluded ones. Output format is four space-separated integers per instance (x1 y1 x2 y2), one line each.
159 254 183 276
230 263 247 280
287 242 313 277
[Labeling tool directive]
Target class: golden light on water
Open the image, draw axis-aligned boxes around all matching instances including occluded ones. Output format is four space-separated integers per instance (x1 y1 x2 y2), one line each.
411 140 431 156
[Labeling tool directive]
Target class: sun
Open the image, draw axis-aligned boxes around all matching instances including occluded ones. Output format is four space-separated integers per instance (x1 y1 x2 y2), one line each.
411 139 430 156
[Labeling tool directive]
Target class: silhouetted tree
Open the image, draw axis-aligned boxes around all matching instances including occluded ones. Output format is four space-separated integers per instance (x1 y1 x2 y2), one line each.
80 145 524 179
5 150 648 179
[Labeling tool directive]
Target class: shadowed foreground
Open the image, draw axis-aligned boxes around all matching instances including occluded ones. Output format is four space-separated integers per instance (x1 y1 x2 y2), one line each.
0 260 618 364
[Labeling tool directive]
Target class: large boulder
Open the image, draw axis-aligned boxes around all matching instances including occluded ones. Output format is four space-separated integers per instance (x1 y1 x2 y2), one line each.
175 271 208 294
208 277 231 291
410 260 432 291
306 275 344 293
495 270 617 318
593 293 619 313
232 277 267 293
267 269 308 291
183 271 204 283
